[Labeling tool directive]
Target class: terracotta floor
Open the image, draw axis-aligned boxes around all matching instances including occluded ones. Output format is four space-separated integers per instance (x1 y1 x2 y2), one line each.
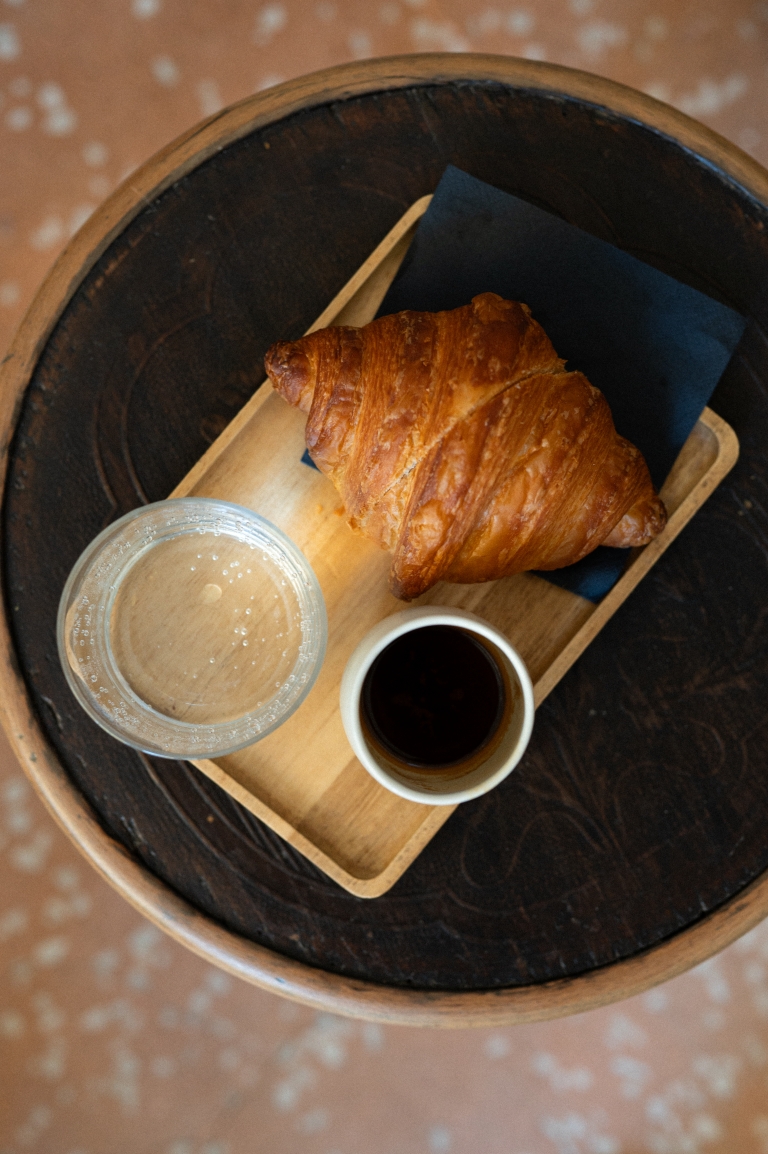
3 2 768 1152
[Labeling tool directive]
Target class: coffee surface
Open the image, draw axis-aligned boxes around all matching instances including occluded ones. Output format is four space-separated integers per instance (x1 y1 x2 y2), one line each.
361 625 505 768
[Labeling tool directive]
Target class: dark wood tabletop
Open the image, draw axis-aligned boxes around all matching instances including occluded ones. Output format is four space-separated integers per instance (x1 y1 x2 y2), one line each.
4 57 768 1024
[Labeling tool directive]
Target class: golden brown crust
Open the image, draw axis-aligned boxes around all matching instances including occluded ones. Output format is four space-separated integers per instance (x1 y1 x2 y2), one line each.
265 293 667 599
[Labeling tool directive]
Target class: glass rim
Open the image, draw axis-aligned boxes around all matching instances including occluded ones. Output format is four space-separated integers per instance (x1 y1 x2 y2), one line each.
57 498 327 758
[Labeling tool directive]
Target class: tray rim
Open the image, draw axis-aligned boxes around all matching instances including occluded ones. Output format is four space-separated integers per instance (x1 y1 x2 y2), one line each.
1 55 766 1025
183 195 739 898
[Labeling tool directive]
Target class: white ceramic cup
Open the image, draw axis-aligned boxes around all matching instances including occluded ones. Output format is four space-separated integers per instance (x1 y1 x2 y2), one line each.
339 606 534 805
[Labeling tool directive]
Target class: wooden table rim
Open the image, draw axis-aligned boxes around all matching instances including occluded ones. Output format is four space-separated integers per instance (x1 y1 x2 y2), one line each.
1 55 767 1025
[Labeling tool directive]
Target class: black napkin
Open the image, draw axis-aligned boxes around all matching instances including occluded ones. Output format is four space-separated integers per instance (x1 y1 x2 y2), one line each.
377 166 747 602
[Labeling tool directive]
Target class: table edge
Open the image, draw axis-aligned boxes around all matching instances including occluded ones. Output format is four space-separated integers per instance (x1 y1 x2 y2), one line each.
2 53 767 1023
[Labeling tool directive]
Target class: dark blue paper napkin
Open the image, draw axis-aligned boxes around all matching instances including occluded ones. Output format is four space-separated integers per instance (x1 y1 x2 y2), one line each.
377 166 747 601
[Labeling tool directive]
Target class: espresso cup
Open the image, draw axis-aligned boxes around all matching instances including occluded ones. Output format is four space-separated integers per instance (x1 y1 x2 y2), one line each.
339 606 534 805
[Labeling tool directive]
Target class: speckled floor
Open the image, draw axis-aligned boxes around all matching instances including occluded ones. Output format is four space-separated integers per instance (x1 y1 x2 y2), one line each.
3 3 768 1153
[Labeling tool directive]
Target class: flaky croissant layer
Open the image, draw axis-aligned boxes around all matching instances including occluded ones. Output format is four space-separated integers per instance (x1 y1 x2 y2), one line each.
265 293 667 600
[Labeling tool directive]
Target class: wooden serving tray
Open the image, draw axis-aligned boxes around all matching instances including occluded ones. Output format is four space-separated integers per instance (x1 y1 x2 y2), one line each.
169 196 739 898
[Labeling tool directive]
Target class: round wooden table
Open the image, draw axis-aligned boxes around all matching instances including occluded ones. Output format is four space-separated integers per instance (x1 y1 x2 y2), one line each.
4 56 768 1026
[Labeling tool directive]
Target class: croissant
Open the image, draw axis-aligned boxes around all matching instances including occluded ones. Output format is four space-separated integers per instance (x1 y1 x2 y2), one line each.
265 293 667 600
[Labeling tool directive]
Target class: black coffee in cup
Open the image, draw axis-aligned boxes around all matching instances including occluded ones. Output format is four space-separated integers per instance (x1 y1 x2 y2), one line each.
360 625 509 773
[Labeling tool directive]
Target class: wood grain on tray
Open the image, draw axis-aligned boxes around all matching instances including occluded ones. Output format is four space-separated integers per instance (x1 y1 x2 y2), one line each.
170 197 739 897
